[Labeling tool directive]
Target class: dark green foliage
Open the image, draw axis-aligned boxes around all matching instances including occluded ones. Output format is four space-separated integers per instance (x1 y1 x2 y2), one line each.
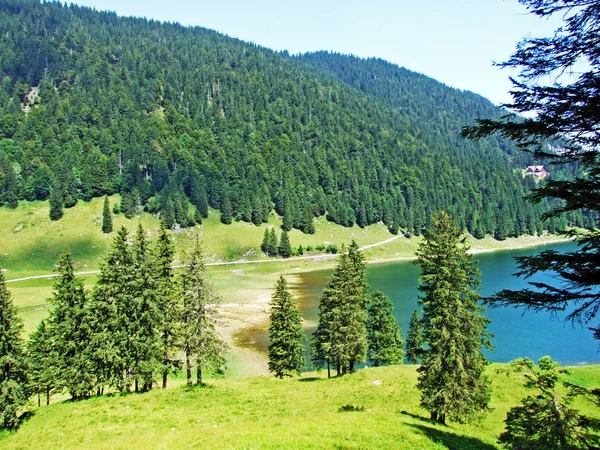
311 241 368 376
415 212 492 425
178 236 227 385
405 309 424 364
26 320 57 406
129 225 161 392
462 1 600 340
87 227 137 391
268 229 278 257
0 0 569 239
297 245 304 255
261 228 270 255
499 356 597 449
0 269 28 428
268 276 305 378
366 290 404 367
220 193 232 225
102 195 112 233
153 220 177 389
48 187 63 221
278 229 292 258
43 250 94 398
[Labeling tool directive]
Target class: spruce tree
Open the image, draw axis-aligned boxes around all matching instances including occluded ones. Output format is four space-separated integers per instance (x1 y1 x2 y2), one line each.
405 309 424 364
261 228 270 255
278 229 292 258
87 226 136 392
153 220 177 389
45 250 94 398
48 186 63 221
311 241 368 376
102 195 113 233
268 228 278 257
268 276 305 378
220 193 232 225
415 212 492 425
0 270 28 428
366 290 404 367
499 356 596 450
26 320 58 406
130 225 161 392
178 236 227 385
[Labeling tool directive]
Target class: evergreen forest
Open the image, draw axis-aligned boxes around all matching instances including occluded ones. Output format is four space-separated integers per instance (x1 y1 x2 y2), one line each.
0 0 592 238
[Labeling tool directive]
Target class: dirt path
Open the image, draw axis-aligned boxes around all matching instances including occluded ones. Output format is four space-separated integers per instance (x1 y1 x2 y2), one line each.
4 235 403 284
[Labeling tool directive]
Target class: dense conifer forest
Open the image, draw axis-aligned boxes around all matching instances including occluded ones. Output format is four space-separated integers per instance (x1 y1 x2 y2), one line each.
0 0 591 237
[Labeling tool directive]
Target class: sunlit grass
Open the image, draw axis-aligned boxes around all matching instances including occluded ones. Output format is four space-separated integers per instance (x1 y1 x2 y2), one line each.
0 364 597 449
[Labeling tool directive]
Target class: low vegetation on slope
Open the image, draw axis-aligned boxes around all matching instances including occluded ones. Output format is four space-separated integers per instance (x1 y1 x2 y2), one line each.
0 364 598 449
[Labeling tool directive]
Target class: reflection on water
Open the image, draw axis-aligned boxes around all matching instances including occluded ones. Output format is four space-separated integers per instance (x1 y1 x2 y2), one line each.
240 241 599 365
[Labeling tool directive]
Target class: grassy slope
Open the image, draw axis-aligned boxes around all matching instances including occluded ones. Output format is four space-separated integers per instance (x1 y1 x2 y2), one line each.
0 364 598 449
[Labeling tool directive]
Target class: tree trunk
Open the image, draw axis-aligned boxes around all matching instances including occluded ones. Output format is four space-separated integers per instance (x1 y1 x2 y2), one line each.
327 360 330 379
162 331 169 389
349 359 355 372
135 379 139 393
37 393 40 407
46 389 50 406
197 363 202 385
431 411 438 422
186 350 192 386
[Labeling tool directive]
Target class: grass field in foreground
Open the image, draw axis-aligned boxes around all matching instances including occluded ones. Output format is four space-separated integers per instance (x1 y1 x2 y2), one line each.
0 364 598 449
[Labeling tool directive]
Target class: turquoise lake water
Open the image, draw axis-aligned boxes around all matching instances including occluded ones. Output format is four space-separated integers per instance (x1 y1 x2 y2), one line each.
244 241 599 365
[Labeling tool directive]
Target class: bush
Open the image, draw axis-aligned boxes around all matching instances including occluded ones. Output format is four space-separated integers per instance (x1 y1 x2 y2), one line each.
325 244 338 254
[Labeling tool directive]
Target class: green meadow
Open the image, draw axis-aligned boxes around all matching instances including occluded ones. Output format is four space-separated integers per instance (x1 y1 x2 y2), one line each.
0 364 598 449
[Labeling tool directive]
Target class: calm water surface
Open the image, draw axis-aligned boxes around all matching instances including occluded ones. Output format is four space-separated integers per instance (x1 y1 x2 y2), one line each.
242 241 598 365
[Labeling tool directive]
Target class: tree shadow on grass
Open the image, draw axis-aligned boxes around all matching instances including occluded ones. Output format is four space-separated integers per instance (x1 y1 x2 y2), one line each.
298 377 322 382
406 423 497 450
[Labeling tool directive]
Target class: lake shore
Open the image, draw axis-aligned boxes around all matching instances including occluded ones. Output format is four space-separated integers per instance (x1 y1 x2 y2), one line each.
219 233 576 377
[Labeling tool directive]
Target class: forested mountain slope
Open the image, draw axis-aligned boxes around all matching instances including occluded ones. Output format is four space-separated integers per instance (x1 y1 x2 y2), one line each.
0 0 578 238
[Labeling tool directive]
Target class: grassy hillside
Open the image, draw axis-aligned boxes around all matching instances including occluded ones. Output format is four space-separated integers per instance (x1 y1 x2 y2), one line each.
0 364 598 449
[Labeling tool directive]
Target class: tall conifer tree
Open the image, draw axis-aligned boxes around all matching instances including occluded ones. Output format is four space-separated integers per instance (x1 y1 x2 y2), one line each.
278 229 292 258
87 226 135 392
45 250 94 398
153 220 177 389
415 212 492 425
366 290 404 367
48 186 63 221
130 225 161 392
405 309 424 364
27 320 58 406
0 270 28 428
268 276 305 378
102 195 113 233
178 237 227 385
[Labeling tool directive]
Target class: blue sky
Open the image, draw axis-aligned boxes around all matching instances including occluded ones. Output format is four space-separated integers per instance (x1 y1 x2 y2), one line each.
70 0 560 105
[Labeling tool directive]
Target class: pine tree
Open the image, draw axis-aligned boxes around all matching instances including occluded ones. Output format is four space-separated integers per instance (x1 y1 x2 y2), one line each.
311 241 368 376
415 212 492 425
278 229 292 258
45 250 94 398
26 320 58 406
129 225 161 392
462 0 600 341
87 226 136 392
268 276 305 378
153 220 177 389
48 186 63 221
102 195 113 233
405 309 424 364
261 228 270 255
0 270 28 428
366 290 404 367
499 356 596 450
178 236 228 385
220 193 232 225
268 228 278 257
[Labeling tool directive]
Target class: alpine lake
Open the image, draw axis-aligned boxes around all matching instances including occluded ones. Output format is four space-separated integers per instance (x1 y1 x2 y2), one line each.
238 241 599 367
